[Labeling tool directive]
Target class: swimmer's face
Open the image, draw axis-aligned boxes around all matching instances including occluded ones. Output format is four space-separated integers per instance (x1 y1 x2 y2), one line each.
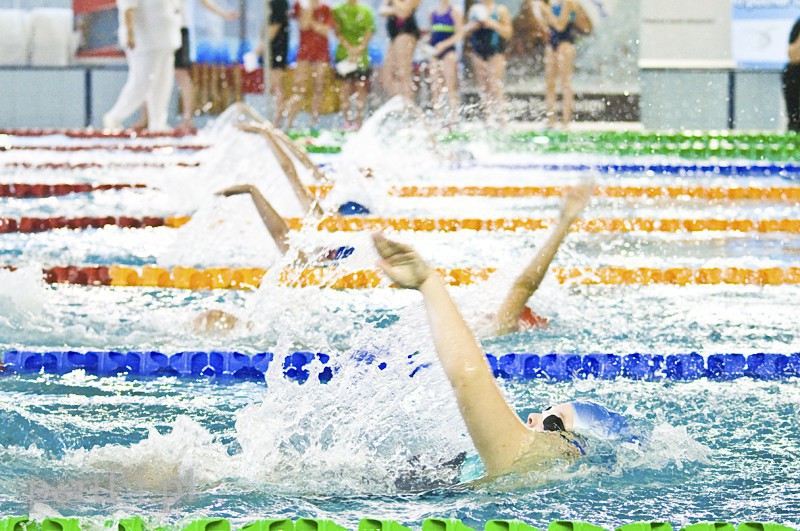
527 412 544 430
527 403 573 431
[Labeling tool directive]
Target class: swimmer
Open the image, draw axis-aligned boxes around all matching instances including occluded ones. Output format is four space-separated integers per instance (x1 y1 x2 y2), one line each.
373 230 631 478
191 182 356 335
489 179 593 336
236 114 373 215
526 401 636 443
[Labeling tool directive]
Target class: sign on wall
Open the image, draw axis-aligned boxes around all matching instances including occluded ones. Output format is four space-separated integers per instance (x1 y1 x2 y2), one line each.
733 0 800 69
640 0 734 69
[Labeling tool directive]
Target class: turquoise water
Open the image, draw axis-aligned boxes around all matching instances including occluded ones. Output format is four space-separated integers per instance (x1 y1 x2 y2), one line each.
0 373 798 528
1 118 799 527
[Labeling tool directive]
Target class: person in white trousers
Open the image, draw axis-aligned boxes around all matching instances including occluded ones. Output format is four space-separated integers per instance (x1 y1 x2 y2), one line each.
103 0 181 132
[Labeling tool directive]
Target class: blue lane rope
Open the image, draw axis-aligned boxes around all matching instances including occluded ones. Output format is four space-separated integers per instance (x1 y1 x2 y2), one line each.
1 351 798 382
475 162 800 177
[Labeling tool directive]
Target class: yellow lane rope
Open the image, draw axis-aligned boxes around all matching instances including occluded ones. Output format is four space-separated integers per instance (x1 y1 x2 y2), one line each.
165 216 800 233
108 265 800 290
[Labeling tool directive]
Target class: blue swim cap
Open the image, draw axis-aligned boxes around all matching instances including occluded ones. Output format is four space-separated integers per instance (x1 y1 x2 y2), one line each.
571 401 637 443
338 201 371 215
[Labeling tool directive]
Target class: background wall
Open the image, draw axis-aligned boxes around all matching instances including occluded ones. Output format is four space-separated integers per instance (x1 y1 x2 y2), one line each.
0 0 793 130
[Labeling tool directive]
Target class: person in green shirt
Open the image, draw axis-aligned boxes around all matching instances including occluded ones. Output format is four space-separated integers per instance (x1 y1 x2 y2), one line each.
333 0 376 129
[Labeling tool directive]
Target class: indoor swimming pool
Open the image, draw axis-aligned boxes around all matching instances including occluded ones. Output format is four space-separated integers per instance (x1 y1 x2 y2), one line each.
0 108 798 529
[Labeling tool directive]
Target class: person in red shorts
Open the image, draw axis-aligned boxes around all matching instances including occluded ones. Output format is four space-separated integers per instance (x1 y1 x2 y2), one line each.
286 0 334 129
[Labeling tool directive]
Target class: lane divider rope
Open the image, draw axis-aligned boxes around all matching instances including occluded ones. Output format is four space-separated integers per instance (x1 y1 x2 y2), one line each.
306 185 800 201
2 161 199 170
0 144 207 152
0 216 167 233
0 517 794 531
16 265 800 289
2 350 798 381
284 217 800 233
0 183 147 198
3 215 800 234
472 162 800 176
0 128 193 138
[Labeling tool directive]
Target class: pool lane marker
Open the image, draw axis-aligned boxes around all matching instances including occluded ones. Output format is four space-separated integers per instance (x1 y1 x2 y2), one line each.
4 215 800 234
17 265 800 289
2 350 799 382
283 217 800 234
307 184 800 202
0 183 147 198
0 144 208 152
0 127 194 138
0 215 167 233
2 183 798 202
1 161 199 170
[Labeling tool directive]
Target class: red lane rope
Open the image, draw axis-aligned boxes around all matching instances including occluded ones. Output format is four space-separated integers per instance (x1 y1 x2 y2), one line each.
0 128 194 139
0 183 147 198
0 144 208 153
0 216 166 233
2 162 199 170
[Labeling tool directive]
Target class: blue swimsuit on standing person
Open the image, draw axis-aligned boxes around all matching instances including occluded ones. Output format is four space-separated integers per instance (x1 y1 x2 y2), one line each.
470 7 505 60
430 8 456 59
549 0 577 48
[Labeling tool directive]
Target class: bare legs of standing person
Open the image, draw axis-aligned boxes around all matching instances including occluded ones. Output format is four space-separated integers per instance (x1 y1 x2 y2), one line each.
286 61 328 128
175 67 197 130
470 52 506 126
381 33 417 100
271 68 287 128
430 50 459 125
340 73 370 128
544 41 575 128
104 49 175 132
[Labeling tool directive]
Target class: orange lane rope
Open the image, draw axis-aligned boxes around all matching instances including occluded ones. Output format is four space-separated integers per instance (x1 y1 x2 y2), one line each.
103 265 800 290
164 216 800 233
282 217 800 233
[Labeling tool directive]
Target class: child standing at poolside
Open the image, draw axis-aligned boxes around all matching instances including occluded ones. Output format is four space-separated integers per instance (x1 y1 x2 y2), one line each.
286 0 334 129
332 0 376 129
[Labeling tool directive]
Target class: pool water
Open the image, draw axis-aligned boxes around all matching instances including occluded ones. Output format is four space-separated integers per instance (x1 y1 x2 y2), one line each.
0 112 799 528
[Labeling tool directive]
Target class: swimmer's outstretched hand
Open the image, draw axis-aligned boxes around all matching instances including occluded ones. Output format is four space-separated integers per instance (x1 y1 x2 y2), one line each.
217 184 256 197
372 233 433 290
560 180 595 221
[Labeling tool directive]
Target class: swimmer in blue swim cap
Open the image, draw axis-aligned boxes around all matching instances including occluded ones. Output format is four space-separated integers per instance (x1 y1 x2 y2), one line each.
373 231 626 479
527 401 636 447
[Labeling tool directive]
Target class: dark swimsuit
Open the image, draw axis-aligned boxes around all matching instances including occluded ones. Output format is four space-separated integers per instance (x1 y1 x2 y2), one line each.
548 1 577 48
469 7 505 60
387 11 421 40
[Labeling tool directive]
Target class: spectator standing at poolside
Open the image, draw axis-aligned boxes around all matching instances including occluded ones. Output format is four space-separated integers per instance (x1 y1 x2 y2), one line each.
783 16 800 132
379 0 421 101
463 0 512 125
332 0 376 129
285 0 334 129
254 0 291 128
104 0 181 132
173 0 239 130
130 0 239 132
535 0 591 129
426 0 464 125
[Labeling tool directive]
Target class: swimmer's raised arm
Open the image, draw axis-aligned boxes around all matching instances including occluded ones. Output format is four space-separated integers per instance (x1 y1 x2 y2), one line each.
492 181 593 336
237 123 324 215
218 184 290 254
372 233 542 476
